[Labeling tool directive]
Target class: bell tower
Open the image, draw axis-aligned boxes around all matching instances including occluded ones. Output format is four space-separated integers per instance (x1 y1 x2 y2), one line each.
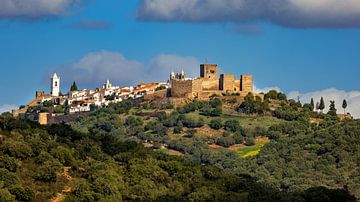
51 73 60 97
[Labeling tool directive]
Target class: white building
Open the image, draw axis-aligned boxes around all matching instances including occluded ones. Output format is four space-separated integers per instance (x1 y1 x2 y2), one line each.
51 73 60 97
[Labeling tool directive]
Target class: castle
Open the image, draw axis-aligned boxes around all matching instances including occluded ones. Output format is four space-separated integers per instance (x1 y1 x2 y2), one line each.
169 64 253 99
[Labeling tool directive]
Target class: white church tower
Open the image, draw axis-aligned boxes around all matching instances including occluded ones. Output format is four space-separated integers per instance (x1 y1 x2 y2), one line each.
51 73 60 97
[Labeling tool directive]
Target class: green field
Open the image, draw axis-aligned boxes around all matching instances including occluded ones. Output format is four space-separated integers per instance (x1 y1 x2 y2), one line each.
237 139 270 158
186 111 285 130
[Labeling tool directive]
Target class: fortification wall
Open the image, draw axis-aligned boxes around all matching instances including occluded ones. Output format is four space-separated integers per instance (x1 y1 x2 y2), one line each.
220 74 235 92
143 89 168 101
234 79 241 91
202 79 219 91
171 80 193 98
192 78 203 95
240 75 253 95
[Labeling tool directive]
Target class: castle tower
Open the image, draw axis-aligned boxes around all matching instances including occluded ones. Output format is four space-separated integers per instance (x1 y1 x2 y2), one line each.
51 73 60 97
240 75 253 95
200 64 218 80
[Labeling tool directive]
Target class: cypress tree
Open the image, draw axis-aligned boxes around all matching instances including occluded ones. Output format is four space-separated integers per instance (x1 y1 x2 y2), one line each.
342 99 348 114
70 81 78 91
310 98 315 111
319 97 325 113
328 100 337 116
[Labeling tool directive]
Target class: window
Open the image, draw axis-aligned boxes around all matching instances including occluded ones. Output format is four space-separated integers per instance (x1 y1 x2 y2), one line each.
55 81 58 87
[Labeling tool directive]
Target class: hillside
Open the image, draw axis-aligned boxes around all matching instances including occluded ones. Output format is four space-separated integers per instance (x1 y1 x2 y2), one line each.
1 91 359 201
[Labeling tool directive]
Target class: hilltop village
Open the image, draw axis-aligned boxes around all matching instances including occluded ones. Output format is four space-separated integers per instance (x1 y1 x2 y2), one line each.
12 64 258 124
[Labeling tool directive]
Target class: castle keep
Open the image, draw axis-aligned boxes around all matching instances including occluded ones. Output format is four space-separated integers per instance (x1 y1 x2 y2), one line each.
170 64 253 99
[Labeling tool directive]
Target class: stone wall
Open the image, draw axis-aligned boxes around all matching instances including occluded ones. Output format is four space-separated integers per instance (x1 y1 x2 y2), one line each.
171 79 193 98
220 74 235 92
200 64 218 80
191 78 203 97
143 89 168 101
234 79 241 91
201 79 219 91
240 75 253 95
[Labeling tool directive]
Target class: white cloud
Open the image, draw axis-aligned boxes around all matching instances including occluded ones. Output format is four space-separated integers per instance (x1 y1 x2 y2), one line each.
137 0 360 28
0 0 84 19
53 50 201 88
0 104 17 114
288 88 360 118
254 85 282 94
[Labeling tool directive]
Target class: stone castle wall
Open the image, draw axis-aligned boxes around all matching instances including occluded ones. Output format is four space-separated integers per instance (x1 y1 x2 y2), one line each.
170 64 254 100
240 75 253 95
202 79 219 91
220 74 235 92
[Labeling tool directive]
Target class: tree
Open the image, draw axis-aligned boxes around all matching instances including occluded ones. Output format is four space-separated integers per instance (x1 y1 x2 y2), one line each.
319 97 325 113
342 99 348 114
327 100 337 116
70 81 79 91
310 98 315 111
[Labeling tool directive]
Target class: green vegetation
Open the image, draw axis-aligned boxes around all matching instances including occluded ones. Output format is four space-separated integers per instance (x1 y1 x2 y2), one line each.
70 81 78 91
1 89 360 201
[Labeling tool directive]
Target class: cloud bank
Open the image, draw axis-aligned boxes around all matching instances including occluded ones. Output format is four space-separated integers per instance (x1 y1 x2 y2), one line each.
0 104 17 114
0 0 84 20
288 88 360 118
137 0 360 28
52 50 200 88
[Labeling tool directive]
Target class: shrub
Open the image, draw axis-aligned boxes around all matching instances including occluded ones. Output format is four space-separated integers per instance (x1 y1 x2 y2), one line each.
209 119 222 130
217 136 236 148
246 136 256 146
0 155 18 172
224 120 241 132
233 132 244 144
8 186 35 202
125 116 143 127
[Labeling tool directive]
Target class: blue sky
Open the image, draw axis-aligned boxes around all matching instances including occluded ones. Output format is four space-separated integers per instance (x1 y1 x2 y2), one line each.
1 0 360 116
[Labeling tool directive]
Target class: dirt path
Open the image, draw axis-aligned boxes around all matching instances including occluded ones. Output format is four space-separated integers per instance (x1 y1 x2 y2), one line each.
50 167 73 202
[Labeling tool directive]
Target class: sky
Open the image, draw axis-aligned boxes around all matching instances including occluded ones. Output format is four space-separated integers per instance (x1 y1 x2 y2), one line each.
0 0 360 117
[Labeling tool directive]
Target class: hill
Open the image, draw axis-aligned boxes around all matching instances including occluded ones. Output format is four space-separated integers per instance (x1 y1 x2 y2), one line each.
0 91 359 201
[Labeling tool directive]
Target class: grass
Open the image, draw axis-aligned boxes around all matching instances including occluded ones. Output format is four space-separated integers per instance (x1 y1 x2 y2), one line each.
237 138 270 158
186 111 285 130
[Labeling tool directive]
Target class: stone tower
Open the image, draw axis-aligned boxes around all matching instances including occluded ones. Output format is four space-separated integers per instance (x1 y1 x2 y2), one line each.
51 73 60 97
200 64 218 80
240 75 253 95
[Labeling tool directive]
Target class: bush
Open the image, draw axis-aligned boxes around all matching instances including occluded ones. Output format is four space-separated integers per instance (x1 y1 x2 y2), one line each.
51 146 76 166
125 116 143 127
224 120 241 132
0 155 18 172
209 119 222 130
246 136 256 146
9 186 35 202
217 136 236 148
182 116 204 128
233 132 244 144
